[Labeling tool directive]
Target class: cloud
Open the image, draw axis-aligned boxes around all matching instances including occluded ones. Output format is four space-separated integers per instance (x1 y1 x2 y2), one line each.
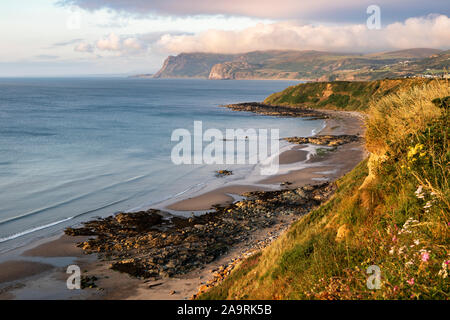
96 33 122 51
74 32 191 56
58 0 450 23
155 14 450 53
52 39 84 47
74 42 94 52
73 33 147 55
96 33 145 52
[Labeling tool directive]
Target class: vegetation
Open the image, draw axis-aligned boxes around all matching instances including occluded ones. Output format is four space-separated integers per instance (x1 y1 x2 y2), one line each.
199 80 449 300
264 78 446 111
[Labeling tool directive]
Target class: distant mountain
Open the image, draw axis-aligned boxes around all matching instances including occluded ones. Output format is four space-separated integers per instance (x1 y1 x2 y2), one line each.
150 48 447 81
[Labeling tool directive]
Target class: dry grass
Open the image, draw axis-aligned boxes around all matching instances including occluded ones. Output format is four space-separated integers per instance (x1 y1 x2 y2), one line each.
366 80 448 153
200 80 450 300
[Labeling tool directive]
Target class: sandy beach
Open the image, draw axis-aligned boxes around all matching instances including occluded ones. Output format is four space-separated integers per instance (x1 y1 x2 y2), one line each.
0 108 366 300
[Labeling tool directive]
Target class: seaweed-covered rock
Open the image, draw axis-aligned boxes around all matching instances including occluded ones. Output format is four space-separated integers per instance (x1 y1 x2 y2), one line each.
284 134 360 146
65 183 334 279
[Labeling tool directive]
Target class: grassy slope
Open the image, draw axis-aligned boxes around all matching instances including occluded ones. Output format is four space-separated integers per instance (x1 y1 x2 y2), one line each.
200 80 449 300
264 78 442 111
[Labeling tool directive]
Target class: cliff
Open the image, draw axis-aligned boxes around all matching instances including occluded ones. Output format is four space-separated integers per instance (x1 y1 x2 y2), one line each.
153 53 236 78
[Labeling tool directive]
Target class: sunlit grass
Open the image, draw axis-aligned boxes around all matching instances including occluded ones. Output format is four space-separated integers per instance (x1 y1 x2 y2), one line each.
200 80 449 300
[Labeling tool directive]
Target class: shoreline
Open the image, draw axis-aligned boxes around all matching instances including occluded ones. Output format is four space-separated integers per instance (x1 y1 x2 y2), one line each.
0 108 366 300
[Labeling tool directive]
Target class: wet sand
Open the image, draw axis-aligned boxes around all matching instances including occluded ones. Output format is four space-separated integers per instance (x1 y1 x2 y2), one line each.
22 235 88 258
0 260 53 284
166 185 269 211
278 148 308 165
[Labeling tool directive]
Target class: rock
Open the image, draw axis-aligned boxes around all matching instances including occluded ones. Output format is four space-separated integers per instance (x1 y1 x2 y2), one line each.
215 170 233 177
284 135 360 147
221 102 328 119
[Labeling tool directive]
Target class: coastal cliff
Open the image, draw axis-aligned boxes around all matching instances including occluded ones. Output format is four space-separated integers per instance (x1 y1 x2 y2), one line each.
153 53 236 78
200 79 450 299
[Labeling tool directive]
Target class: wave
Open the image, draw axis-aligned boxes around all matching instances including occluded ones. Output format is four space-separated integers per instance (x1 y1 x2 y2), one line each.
0 174 149 226
0 217 73 243
0 197 131 243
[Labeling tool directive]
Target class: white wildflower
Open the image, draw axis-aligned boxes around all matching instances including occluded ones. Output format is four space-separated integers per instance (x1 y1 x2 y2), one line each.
415 186 425 199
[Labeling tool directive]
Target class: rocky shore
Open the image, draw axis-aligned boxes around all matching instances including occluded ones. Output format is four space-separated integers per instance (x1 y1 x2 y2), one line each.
221 102 328 119
65 183 335 281
55 106 366 299
284 134 361 147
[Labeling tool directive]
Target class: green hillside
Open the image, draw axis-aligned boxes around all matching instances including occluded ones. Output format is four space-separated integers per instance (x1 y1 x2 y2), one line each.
264 78 444 111
199 80 450 300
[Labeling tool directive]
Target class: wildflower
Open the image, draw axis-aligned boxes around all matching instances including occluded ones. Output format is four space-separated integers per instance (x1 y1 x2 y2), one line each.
438 260 449 279
423 201 432 209
407 144 424 160
407 278 414 285
414 186 425 199
421 251 430 262
392 235 397 242
413 240 420 246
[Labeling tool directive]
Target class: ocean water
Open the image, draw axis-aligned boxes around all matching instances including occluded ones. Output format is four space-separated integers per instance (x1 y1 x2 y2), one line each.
0 78 324 253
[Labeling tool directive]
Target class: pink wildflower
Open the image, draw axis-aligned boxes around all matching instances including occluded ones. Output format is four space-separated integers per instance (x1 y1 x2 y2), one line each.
421 251 430 262
407 278 414 285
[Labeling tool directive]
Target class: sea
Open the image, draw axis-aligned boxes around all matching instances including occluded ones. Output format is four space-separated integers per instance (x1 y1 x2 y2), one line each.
0 78 325 254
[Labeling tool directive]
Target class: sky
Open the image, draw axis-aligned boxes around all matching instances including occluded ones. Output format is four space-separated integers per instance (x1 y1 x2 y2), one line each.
0 0 449 76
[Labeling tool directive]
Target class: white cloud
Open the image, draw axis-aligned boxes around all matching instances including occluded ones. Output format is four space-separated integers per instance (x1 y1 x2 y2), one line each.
74 42 94 52
123 37 142 51
96 33 121 51
155 14 450 54
90 33 145 54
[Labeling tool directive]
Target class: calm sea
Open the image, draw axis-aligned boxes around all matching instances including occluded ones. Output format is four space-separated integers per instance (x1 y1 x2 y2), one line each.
0 78 324 253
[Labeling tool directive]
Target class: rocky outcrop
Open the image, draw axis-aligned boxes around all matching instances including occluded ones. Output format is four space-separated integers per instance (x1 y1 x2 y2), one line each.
65 183 335 280
153 53 236 78
209 61 257 80
284 134 361 146
221 102 328 119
